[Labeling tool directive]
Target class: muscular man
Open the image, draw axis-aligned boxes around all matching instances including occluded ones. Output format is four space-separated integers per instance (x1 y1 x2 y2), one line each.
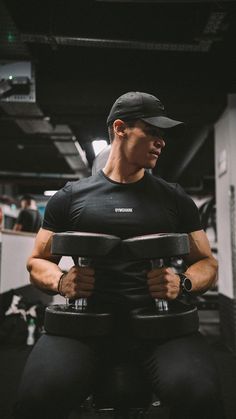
14 92 224 419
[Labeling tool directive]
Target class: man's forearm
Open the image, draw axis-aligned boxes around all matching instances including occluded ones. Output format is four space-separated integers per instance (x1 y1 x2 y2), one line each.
185 256 218 294
27 257 63 294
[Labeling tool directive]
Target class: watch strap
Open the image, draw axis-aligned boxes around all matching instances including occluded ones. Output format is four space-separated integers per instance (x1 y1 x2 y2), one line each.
177 274 195 305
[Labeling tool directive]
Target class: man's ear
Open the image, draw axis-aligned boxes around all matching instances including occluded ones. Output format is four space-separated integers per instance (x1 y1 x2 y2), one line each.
113 119 127 139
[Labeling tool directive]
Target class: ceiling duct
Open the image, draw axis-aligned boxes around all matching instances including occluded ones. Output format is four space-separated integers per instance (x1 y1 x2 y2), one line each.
0 60 89 175
0 97 54 134
0 61 36 103
51 124 73 136
52 140 89 174
50 125 89 175
0 101 43 116
0 96 89 175
15 118 53 134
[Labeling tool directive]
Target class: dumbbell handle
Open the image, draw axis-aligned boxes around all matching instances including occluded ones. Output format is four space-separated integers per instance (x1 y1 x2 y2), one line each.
61 257 92 310
76 257 169 312
151 258 169 312
68 255 169 312
74 257 92 310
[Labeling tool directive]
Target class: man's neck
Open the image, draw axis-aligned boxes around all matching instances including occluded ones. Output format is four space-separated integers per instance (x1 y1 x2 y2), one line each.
103 163 145 184
102 140 145 183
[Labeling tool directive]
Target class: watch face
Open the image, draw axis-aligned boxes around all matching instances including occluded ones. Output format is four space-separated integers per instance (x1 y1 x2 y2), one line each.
184 277 192 291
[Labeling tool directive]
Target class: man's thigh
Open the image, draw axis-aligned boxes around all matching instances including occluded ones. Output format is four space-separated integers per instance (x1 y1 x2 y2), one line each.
138 332 221 408
14 334 97 419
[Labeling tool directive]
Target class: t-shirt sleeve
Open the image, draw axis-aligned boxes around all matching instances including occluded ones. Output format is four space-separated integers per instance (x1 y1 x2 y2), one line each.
42 182 72 232
175 184 202 233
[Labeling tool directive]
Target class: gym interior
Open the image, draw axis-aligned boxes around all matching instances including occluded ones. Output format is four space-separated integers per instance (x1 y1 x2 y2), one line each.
1 1 236 419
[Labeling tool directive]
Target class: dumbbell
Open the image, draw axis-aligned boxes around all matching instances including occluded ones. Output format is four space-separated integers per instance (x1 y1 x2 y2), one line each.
123 233 199 339
44 232 121 338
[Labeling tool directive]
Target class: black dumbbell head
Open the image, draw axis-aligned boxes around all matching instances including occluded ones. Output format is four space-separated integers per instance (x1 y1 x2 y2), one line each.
51 231 121 257
123 233 190 260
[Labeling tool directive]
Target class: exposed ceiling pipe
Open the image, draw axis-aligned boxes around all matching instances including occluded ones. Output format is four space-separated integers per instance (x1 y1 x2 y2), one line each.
0 171 82 179
20 9 225 53
97 0 229 2
21 33 212 52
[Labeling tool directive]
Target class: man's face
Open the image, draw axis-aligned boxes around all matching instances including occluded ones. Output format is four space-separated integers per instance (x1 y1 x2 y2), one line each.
123 120 166 170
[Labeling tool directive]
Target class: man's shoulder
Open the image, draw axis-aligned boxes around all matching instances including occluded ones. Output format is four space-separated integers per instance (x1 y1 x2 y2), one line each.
146 173 183 194
70 171 102 191
46 173 102 207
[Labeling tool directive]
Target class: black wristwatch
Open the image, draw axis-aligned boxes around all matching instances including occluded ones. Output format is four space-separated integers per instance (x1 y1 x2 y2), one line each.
178 273 192 297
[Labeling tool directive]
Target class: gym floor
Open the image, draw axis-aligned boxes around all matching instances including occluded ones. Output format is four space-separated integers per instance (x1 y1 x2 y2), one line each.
0 309 236 419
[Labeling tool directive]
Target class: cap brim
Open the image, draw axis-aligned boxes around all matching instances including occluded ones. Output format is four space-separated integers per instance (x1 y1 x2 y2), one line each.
141 116 183 129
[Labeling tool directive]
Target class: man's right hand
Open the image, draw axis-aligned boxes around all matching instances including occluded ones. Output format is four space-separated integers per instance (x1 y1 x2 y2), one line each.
58 266 95 299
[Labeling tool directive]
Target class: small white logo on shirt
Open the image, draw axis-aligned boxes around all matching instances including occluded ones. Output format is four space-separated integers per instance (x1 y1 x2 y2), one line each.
115 208 133 213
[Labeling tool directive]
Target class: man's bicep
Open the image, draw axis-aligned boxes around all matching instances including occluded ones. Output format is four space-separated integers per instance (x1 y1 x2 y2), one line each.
184 230 214 265
29 228 60 263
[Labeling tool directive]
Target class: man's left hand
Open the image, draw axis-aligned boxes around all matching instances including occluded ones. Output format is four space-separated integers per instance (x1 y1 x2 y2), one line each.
147 267 180 300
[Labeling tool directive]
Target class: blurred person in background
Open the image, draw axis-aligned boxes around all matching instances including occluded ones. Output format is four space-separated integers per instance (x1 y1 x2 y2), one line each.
13 194 42 233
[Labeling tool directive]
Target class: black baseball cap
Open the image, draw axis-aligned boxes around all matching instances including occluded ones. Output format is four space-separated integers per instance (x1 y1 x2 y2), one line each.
107 91 183 129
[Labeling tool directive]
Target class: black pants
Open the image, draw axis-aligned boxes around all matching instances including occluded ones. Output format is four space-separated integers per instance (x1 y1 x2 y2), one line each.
13 332 224 419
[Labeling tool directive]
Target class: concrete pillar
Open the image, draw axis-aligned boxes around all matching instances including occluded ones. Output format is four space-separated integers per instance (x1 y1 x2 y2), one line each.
215 94 236 353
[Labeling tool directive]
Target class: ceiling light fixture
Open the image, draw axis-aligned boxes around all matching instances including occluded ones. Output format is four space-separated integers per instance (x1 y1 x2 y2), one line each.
44 190 58 196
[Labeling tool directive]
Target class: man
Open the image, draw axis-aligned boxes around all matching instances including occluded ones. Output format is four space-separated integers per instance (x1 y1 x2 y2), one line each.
13 194 42 233
14 92 223 419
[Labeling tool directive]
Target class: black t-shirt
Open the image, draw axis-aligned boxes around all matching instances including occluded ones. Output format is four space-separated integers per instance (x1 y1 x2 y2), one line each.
17 209 42 233
43 170 201 308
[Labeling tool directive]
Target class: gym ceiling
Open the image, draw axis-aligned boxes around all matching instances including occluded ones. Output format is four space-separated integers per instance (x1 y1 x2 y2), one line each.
0 0 236 196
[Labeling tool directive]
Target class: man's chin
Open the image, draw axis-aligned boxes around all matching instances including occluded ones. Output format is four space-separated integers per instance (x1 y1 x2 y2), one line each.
144 162 157 170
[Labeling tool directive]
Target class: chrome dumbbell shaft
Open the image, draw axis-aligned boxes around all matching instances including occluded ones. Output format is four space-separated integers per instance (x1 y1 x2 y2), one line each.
151 258 169 312
74 257 92 311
